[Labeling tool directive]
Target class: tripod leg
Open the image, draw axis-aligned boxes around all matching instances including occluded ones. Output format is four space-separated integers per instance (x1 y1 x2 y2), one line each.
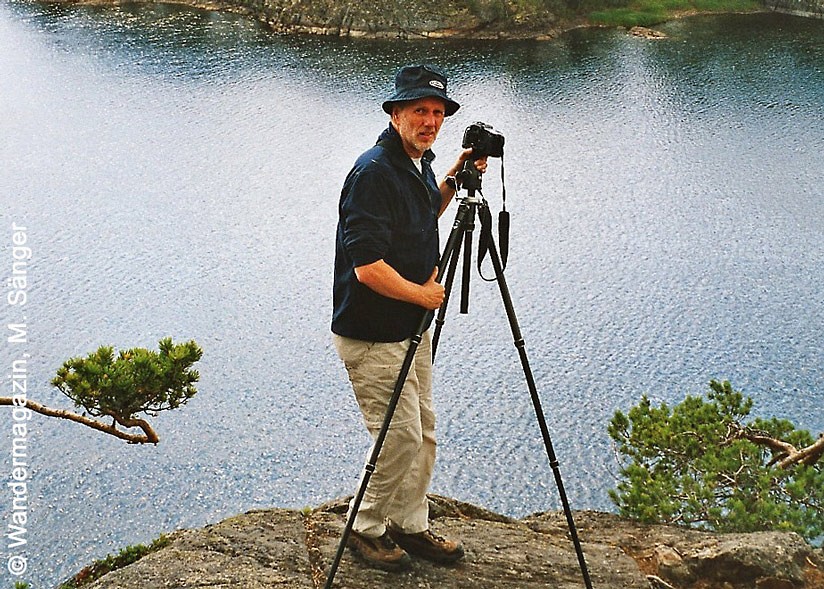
324 201 474 589
432 231 462 360
432 201 474 361
482 219 594 589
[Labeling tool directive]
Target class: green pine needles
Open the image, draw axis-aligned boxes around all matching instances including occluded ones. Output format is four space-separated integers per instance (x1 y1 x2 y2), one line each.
608 380 824 542
50 337 203 443
52 338 202 422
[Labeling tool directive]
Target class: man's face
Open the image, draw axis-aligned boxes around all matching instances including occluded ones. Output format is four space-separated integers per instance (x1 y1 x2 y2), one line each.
391 96 447 159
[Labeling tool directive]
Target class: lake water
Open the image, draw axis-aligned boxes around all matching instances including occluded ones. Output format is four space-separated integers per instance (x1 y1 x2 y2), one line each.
1 1 822 585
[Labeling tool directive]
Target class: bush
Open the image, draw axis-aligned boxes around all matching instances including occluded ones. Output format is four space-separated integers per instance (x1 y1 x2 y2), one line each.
608 380 824 542
587 0 760 27
588 6 666 25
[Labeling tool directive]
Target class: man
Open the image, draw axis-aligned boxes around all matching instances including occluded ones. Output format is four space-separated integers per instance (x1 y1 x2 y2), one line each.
332 64 485 571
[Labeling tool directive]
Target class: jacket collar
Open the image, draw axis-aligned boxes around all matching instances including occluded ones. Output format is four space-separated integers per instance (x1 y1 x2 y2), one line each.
376 124 436 167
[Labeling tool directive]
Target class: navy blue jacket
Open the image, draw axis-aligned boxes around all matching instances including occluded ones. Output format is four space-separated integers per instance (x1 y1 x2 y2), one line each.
332 125 441 342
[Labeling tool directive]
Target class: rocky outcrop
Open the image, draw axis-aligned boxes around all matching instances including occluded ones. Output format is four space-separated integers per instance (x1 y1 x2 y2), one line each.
64 0 824 38
70 495 824 589
102 0 568 39
766 0 824 18
629 25 668 38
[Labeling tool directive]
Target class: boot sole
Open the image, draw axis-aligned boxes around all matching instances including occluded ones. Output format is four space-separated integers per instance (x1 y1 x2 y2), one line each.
391 537 466 564
402 548 465 564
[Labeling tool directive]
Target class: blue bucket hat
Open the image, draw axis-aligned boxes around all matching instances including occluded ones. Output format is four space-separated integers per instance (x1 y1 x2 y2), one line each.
382 64 461 117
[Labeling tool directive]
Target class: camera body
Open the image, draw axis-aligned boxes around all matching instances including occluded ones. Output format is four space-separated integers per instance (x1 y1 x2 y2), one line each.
462 121 505 158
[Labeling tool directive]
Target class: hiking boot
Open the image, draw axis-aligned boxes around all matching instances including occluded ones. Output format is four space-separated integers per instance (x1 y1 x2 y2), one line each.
347 530 412 572
388 527 465 564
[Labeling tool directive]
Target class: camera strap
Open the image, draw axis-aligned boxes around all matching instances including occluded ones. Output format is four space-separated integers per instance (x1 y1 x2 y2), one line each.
499 157 509 268
477 157 509 280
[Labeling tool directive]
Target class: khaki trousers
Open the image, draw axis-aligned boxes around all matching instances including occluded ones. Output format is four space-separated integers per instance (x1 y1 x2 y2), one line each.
333 331 436 538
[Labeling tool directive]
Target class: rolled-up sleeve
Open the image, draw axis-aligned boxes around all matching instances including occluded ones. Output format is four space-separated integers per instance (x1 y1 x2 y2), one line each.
340 169 394 267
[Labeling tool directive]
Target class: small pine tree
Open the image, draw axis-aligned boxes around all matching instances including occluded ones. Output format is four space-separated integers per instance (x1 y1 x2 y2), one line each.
2 338 202 444
608 380 824 542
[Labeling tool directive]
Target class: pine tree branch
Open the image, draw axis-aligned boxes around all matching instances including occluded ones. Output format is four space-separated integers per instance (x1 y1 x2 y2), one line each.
777 434 824 468
0 397 159 444
102 409 160 443
733 425 824 469
741 429 797 461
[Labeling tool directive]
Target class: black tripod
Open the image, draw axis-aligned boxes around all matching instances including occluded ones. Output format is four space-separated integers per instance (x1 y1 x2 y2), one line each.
324 160 593 589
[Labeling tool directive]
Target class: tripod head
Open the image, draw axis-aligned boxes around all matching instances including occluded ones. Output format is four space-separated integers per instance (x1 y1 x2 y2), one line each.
456 158 483 199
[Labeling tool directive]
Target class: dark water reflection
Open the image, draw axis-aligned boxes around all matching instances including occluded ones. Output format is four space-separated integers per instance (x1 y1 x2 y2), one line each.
1 2 822 584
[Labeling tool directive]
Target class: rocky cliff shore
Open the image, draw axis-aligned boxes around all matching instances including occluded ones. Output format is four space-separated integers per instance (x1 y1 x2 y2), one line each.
69 495 823 589
59 0 824 39
70 0 576 39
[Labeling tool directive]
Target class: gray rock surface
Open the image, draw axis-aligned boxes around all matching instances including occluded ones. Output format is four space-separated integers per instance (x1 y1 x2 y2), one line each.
75 495 824 589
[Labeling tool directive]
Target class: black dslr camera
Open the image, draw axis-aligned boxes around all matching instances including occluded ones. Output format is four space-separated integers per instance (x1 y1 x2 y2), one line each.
462 122 505 158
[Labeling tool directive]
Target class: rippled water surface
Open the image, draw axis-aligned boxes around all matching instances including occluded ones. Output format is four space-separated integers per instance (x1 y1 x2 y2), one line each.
1 2 823 584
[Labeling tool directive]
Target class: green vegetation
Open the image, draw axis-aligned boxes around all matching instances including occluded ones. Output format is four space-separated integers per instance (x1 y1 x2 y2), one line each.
2 338 202 444
463 0 765 33
52 337 202 422
586 0 760 27
58 535 171 588
464 0 762 29
609 380 824 542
